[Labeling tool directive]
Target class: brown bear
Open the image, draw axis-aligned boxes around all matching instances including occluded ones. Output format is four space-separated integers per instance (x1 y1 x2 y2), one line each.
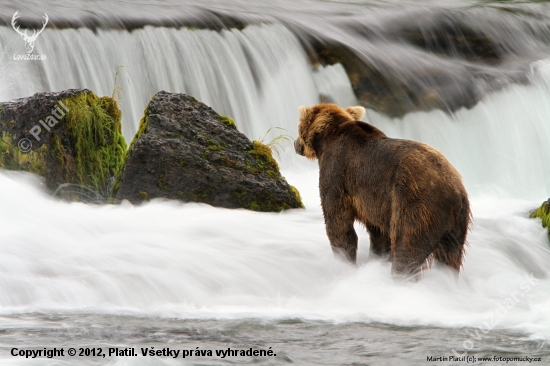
294 103 471 278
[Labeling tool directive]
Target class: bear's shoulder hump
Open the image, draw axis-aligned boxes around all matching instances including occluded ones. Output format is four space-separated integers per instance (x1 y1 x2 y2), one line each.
343 120 387 140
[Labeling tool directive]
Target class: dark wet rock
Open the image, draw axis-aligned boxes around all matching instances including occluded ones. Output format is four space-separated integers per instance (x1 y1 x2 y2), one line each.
113 91 303 211
302 15 533 118
0 89 126 197
0 10 251 33
399 22 502 65
305 39 484 118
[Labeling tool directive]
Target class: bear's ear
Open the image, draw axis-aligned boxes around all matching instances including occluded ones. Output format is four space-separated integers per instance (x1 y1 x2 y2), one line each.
346 106 366 121
298 105 310 120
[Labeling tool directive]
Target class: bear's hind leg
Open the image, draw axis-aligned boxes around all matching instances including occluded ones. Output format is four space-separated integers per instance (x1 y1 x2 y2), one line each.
366 225 391 257
434 195 469 272
391 235 436 280
433 230 466 272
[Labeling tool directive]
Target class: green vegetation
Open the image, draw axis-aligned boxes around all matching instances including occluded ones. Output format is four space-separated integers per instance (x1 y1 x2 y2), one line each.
129 111 149 151
218 155 239 169
244 140 281 180
59 92 127 193
289 185 304 208
230 182 304 212
111 106 149 198
257 127 292 159
232 140 304 211
219 115 236 129
206 144 224 152
112 65 129 103
530 200 550 235
137 191 149 201
248 140 279 171
0 92 126 196
231 184 291 212
0 132 48 175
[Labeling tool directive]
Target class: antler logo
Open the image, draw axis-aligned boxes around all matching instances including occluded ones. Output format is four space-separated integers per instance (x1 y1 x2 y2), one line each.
11 11 48 54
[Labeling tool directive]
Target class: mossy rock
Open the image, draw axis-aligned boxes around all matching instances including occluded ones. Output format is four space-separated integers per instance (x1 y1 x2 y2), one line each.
113 91 303 211
0 89 127 199
530 200 550 238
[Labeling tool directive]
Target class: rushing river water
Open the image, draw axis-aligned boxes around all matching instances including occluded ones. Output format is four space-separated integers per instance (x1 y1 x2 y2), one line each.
1 0 550 365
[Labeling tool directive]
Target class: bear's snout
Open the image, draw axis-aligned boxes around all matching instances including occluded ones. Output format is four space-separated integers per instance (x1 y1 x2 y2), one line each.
294 138 305 156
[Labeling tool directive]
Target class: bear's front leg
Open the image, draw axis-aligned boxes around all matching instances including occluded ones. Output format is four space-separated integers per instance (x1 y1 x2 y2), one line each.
321 195 358 264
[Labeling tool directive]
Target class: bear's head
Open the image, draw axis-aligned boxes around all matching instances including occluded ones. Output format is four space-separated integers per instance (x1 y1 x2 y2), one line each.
294 103 366 159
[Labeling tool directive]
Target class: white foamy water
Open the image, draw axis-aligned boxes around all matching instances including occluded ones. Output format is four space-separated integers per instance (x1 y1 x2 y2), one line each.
1 164 549 339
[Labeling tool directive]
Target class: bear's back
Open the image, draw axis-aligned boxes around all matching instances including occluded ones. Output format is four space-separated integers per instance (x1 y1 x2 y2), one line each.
329 123 467 232
365 137 466 201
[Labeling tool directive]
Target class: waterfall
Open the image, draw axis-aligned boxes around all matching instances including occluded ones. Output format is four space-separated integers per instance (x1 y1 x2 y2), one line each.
0 23 328 141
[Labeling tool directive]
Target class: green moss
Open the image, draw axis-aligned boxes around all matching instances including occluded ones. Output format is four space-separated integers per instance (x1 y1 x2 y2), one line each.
137 191 149 201
219 115 236 129
530 201 550 234
56 92 127 193
249 202 261 211
244 160 260 175
111 106 149 198
290 185 305 209
266 170 280 180
111 179 121 197
243 140 285 180
129 112 149 151
0 132 48 175
0 92 125 196
207 144 224 152
229 140 303 211
219 156 238 169
248 140 279 170
231 184 293 212
205 145 225 155
48 134 65 172
201 141 225 159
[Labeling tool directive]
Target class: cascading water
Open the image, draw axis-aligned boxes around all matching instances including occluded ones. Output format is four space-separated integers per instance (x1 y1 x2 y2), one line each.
0 23 324 141
1 0 550 364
